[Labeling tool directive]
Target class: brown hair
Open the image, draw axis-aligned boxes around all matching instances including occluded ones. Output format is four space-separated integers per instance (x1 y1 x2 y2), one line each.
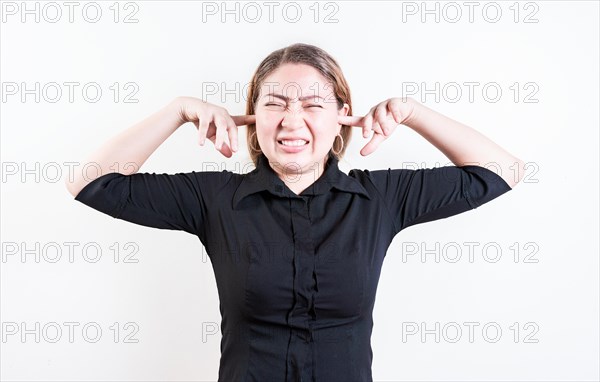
245 43 353 167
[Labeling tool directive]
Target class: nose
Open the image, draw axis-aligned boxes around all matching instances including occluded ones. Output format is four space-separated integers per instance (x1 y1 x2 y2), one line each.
281 106 306 129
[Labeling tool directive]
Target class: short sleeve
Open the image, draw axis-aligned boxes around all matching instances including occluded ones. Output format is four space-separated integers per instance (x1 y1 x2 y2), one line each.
74 171 229 237
366 165 512 235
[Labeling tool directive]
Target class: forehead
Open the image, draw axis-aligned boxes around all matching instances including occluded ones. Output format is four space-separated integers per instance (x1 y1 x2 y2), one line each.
260 63 333 100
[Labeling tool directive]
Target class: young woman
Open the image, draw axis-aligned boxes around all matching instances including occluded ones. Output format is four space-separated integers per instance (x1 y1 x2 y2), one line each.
66 43 524 382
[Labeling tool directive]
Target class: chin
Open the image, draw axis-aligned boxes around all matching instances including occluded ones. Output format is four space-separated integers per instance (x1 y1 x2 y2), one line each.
272 153 314 169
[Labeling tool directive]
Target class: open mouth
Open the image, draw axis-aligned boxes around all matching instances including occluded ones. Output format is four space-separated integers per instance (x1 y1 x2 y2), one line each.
277 139 309 147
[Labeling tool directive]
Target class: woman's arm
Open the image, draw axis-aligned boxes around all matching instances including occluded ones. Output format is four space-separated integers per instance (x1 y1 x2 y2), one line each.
402 98 525 188
341 97 525 188
65 96 251 197
65 97 184 197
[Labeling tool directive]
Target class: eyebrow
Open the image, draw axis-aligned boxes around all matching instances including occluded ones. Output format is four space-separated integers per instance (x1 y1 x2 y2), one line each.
261 93 324 102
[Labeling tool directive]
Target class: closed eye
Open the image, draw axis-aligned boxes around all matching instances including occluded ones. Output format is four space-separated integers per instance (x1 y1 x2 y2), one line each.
265 103 322 108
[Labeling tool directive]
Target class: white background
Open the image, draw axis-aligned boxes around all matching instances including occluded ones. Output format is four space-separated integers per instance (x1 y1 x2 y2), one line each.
1 0 598 381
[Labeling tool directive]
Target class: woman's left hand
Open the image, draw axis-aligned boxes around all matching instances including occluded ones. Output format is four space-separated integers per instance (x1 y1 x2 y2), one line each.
338 97 416 156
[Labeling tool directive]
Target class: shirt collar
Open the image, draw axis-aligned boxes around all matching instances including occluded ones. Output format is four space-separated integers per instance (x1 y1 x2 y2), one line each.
232 153 370 209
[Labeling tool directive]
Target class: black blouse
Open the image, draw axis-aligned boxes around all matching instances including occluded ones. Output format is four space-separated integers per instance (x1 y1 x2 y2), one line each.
74 152 512 382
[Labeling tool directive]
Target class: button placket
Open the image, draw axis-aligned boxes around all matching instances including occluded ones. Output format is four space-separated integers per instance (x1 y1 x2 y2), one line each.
285 196 317 382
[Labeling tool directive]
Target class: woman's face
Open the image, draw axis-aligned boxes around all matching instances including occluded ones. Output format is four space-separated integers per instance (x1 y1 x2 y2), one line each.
255 63 349 177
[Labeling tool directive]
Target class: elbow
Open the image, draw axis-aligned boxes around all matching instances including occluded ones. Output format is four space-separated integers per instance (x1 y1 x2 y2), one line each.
64 177 76 198
64 177 81 198
505 158 526 189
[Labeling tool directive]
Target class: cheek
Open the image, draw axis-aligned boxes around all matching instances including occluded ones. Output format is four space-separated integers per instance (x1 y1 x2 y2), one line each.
313 112 339 134
256 110 281 127
254 115 276 142
314 109 337 121
255 112 273 131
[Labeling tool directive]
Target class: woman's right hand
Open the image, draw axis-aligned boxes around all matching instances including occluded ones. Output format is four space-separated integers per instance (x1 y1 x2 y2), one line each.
175 96 256 158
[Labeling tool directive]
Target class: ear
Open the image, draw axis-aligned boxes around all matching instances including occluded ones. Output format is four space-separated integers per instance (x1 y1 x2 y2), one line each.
338 103 350 117
337 103 350 134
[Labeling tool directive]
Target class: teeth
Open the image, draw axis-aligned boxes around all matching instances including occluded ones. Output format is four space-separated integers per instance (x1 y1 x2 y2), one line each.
279 139 308 146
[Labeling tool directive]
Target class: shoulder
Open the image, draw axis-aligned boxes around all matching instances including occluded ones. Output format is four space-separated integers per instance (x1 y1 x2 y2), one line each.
343 166 401 200
347 166 404 187
189 168 244 193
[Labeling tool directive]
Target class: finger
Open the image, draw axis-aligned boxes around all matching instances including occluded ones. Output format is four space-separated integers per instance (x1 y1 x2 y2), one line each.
206 126 232 157
227 118 239 152
360 132 386 156
231 114 256 126
339 115 370 139
387 100 403 124
218 137 233 158
381 119 397 137
337 115 364 127
214 116 228 151
211 124 233 158
198 116 209 146
363 112 374 138
372 121 384 136
375 103 391 135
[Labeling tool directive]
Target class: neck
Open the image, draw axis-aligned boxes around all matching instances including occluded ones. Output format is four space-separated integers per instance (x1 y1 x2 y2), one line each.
272 156 328 196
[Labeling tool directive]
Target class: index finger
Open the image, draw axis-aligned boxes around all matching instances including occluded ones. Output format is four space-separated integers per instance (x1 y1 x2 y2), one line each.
338 115 365 127
231 115 256 126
